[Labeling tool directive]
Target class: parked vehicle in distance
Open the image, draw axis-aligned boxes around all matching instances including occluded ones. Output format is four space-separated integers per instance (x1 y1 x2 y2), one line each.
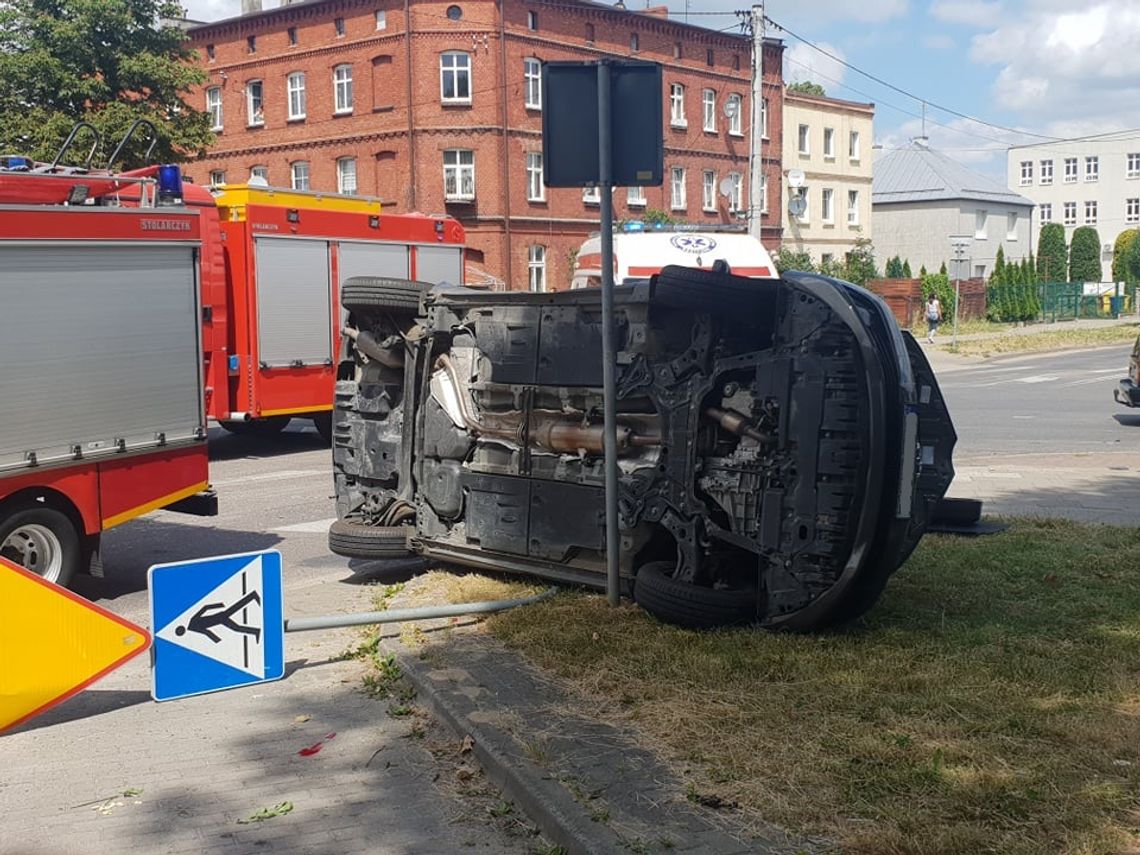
327 264 957 630
1114 333 1140 407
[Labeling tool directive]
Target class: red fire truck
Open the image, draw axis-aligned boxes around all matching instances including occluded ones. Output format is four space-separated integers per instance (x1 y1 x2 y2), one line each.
0 127 467 588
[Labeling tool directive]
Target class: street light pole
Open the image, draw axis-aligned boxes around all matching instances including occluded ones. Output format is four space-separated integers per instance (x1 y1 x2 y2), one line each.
949 236 972 347
747 2 765 241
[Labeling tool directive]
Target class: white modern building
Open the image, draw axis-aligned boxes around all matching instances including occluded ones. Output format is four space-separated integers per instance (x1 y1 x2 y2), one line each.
781 90 874 266
1007 132 1140 282
873 141 1034 279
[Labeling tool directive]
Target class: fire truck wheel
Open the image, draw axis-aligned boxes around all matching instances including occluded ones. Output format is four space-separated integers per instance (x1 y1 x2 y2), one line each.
328 520 414 559
219 417 291 437
0 506 80 588
341 277 429 315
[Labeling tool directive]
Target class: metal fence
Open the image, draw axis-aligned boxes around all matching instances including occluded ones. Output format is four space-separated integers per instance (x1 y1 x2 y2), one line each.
1038 282 1135 321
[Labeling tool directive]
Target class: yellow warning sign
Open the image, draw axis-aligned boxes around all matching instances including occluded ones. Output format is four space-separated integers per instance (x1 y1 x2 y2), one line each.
0 557 150 732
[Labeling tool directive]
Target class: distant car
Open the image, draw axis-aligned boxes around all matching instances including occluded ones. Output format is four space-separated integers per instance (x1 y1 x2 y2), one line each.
327 265 957 631
1114 334 1140 407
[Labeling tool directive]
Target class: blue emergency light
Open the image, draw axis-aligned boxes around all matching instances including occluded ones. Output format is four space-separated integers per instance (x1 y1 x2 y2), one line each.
0 155 32 171
157 164 184 205
622 220 645 232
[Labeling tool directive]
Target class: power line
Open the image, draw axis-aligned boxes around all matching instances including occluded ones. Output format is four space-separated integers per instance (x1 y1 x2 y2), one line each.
764 13 1061 143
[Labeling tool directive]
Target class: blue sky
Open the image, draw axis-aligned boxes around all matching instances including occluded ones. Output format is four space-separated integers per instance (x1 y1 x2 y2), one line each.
184 0 1140 178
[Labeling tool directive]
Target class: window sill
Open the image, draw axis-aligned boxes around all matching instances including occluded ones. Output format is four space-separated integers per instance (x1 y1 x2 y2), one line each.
442 100 473 107
333 110 353 117
527 197 546 205
729 131 744 138
847 222 860 228
824 154 836 161
798 150 809 157
627 200 647 208
822 220 835 227
287 116 306 123
211 126 224 133
703 127 717 135
372 105 395 114
670 121 688 130
445 196 476 204
702 207 717 213
524 103 542 111
849 158 861 164
247 122 265 129
671 206 687 212
583 200 601 206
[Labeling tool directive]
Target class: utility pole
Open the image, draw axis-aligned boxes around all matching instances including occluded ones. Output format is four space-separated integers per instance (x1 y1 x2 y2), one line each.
747 3 765 241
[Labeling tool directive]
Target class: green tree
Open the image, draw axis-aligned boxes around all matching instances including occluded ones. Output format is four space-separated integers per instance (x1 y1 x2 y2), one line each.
992 245 1007 286
0 0 210 168
1112 229 1140 284
642 208 677 227
1037 223 1068 282
919 264 928 277
939 260 948 276
787 81 826 96
885 255 903 278
843 237 878 286
775 247 815 273
1127 233 1140 284
901 259 912 278
818 255 845 278
1069 226 1102 282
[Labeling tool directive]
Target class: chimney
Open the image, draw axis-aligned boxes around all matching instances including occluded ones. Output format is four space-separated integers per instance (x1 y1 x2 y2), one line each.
241 0 262 14
643 5 669 17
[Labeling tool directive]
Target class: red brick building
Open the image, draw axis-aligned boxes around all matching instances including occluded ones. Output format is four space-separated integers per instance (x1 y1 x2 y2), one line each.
187 0 784 290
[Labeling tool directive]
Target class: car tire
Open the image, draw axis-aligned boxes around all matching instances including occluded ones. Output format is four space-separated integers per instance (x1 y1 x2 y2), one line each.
931 497 982 526
328 520 413 559
633 560 757 630
341 277 428 315
0 505 81 588
650 265 775 314
219 416 291 437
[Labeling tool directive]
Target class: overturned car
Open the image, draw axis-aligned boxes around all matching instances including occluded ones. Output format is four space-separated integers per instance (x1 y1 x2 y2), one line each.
328 266 957 630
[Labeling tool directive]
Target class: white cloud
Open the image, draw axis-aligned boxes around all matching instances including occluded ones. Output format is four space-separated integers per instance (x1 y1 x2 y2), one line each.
929 0 1003 27
783 41 847 90
922 34 956 49
182 0 237 21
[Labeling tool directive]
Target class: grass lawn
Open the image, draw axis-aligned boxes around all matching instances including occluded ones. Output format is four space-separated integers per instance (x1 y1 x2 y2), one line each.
908 318 1016 338
466 520 1140 855
945 323 1139 357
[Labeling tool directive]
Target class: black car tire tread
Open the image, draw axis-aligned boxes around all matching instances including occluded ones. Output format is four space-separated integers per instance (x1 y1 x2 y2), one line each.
634 560 757 629
328 520 413 558
341 277 428 314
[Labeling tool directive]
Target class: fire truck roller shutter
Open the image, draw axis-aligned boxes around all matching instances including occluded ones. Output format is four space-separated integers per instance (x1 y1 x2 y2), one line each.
337 242 411 326
254 237 333 368
0 244 202 472
416 245 463 286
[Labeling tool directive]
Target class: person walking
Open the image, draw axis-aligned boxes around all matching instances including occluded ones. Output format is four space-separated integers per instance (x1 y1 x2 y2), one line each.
925 293 942 343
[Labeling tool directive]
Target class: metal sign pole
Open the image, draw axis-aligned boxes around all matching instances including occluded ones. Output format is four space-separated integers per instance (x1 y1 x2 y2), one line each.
597 61 620 607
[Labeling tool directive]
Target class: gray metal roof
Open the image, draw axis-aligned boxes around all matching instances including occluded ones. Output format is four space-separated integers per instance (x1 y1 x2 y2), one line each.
873 142 1033 208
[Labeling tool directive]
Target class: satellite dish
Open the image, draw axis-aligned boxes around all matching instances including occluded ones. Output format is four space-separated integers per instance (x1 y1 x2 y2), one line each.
787 169 806 189
718 177 735 197
788 195 807 218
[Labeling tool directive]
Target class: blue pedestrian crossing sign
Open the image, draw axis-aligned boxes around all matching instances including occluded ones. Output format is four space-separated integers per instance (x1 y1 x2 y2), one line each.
149 550 285 702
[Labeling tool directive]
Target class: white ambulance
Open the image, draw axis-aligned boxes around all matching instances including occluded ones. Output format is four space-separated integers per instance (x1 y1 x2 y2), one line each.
571 226 779 289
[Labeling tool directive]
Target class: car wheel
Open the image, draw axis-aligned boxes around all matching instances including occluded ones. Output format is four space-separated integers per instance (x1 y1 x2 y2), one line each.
0 506 81 588
328 520 414 559
341 277 429 315
633 560 757 630
219 416 291 437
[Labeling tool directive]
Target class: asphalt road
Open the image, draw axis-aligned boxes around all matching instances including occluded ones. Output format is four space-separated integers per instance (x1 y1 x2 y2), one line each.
930 344 1139 460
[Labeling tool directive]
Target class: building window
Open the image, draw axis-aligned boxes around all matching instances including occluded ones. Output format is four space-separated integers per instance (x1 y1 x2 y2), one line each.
974 209 987 239
671 166 686 210
1085 156 1099 182
247 35 256 54
1129 153 1140 179
440 52 471 104
760 174 768 214
1063 201 1077 225
527 10 537 30
528 245 546 293
702 170 716 211
823 127 835 158
630 32 639 52
1085 200 1098 224
974 264 986 278
761 97 768 138
288 27 297 46
291 161 310 191
1127 198 1140 224
524 58 541 110
335 17 345 36
1040 159 1053 184
822 187 834 223
206 86 222 130
376 10 387 29
1020 161 1032 185
1064 157 1078 183
849 130 861 160
670 84 686 127
586 23 595 43
250 165 268 183
797 124 809 155
702 89 716 132
206 43 215 61
209 169 225 187
246 80 264 126
847 190 859 225
337 157 357 194
627 186 646 207
728 172 743 214
673 42 681 60
706 48 714 67
821 253 834 265
583 185 600 204
287 72 306 120
525 152 544 202
727 93 742 136
1040 203 1052 222
1006 212 1017 239
446 4 462 20
443 149 475 201
334 64 353 113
